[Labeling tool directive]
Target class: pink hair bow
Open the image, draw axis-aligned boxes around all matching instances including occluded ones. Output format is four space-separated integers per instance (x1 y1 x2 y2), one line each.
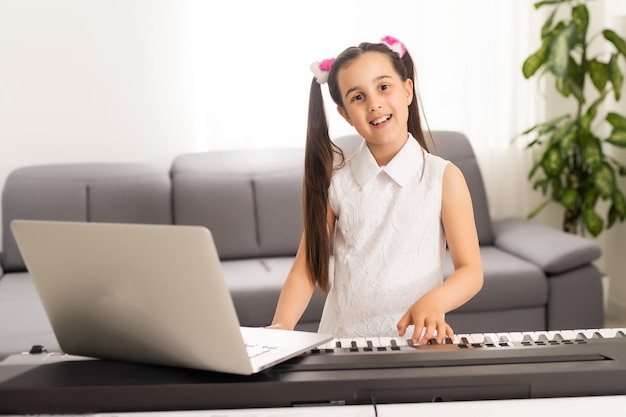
310 58 335 84
381 35 407 57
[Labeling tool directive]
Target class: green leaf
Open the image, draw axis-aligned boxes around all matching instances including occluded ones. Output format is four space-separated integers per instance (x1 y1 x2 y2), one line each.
593 162 616 198
541 146 565 177
603 29 626 58
560 131 577 151
541 9 557 38
609 53 624 101
555 76 571 96
608 206 618 228
572 4 589 44
613 189 626 220
528 199 551 219
584 188 599 208
523 38 551 79
561 187 578 207
581 135 603 168
583 207 603 236
588 59 609 91
606 128 626 147
581 91 607 131
550 24 576 77
568 77 585 103
606 112 626 129
534 0 568 9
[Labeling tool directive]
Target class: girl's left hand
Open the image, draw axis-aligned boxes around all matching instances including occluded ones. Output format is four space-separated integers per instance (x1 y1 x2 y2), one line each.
396 295 454 345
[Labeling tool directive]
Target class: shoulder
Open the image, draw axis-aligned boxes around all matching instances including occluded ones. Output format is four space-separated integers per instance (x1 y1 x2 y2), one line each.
441 162 471 202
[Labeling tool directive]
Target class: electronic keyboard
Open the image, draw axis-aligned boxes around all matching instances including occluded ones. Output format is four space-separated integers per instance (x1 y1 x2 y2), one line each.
278 327 626 371
1 328 626 414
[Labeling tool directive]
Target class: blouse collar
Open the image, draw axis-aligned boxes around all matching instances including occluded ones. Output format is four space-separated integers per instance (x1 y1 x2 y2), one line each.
350 134 424 188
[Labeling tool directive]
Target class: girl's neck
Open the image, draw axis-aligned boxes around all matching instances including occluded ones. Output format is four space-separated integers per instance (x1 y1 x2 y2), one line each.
367 134 409 166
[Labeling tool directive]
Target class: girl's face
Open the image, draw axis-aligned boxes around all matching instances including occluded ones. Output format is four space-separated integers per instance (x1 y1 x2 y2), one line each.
336 51 413 159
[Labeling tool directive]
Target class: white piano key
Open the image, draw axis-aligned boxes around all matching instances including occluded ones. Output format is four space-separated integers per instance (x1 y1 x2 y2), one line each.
580 329 601 339
378 337 393 347
338 338 354 348
391 337 408 346
367 337 382 347
470 333 490 344
483 333 499 345
599 328 620 338
506 332 525 342
351 337 368 348
557 330 578 340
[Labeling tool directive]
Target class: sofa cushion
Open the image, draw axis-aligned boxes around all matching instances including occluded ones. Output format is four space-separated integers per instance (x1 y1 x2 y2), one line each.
493 218 602 274
0 272 60 359
221 257 325 328
171 149 304 260
1 164 172 272
446 246 548 312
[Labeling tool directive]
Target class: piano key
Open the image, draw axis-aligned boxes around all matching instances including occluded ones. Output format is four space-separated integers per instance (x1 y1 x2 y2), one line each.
506 332 525 342
351 338 368 348
378 337 393 348
557 330 578 340
392 337 409 347
318 340 335 350
469 333 487 344
598 328 620 338
580 329 600 339
454 334 471 344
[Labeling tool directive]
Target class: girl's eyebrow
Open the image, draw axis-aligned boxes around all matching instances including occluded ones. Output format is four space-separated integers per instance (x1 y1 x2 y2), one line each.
343 75 393 99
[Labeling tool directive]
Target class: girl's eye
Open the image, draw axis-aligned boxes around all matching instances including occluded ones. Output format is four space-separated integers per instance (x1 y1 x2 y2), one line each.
351 94 363 102
380 84 390 91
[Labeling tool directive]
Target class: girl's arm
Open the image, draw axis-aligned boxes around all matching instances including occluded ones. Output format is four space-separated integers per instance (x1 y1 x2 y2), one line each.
397 163 484 344
269 204 336 330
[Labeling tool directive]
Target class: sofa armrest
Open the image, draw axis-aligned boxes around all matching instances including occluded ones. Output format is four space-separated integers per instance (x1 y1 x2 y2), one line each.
492 218 601 275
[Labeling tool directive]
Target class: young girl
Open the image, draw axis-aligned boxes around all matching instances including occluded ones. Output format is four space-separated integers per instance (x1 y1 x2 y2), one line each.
270 36 483 344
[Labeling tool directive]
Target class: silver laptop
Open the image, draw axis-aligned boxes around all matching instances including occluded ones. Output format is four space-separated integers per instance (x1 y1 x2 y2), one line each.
10 220 332 375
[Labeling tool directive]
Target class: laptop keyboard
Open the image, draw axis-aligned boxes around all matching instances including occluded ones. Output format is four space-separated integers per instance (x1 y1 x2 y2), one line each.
246 343 278 358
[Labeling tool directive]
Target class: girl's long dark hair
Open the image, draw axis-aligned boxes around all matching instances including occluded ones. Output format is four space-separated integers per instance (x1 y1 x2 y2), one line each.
304 42 428 292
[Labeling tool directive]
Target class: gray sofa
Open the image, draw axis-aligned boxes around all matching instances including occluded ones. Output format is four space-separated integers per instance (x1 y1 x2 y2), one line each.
0 131 604 360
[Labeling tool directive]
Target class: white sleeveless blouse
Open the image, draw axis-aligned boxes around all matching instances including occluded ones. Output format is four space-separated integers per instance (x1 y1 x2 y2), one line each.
318 136 449 338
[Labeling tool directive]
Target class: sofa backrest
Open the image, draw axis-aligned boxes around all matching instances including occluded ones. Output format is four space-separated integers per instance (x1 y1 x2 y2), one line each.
171 148 305 260
1 164 172 272
334 131 494 245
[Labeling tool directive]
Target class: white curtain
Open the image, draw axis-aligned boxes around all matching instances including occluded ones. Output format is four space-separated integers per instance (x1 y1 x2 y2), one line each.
190 0 540 221
0 0 541 235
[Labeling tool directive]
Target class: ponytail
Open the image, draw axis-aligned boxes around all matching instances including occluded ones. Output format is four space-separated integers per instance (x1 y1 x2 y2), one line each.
303 78 343 292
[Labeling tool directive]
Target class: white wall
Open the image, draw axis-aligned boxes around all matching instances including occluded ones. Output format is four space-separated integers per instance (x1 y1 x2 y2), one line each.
0 0 201 171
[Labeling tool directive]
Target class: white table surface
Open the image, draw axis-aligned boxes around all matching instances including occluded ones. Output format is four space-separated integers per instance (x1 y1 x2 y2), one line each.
89 395 626 417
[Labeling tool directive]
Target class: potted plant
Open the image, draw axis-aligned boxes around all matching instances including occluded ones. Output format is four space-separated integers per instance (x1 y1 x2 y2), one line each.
520 0 626 236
